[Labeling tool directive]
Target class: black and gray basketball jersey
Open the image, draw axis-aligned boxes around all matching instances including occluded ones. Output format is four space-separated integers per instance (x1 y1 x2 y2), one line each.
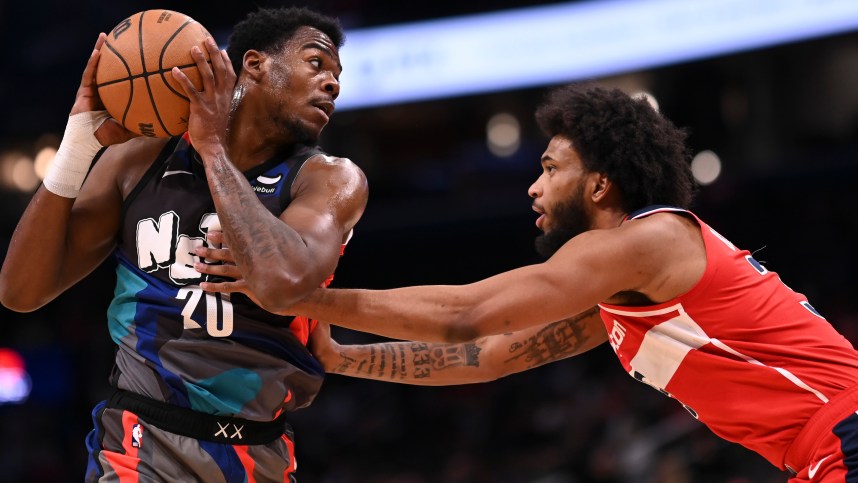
107 134 326 421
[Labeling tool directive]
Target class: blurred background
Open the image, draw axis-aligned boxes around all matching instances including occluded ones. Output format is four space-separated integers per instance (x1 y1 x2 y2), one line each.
2 0 858 481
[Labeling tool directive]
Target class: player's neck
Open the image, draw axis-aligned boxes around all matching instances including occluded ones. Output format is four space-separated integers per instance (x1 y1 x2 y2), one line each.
591 206 629 230
225 94 296 170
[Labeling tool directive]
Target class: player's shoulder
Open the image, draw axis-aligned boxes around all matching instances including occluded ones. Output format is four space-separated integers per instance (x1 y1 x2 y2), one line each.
624 209 699 236
100 136 172 164
300 153 368 189
306 153 363 173
98 136 173 197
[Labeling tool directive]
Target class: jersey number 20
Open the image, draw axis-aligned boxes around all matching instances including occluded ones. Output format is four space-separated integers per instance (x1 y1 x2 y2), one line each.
176 287 234 337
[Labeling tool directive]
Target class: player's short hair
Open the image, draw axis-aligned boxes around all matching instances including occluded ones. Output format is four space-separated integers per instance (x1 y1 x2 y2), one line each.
535 83 695 211
227 6 345 74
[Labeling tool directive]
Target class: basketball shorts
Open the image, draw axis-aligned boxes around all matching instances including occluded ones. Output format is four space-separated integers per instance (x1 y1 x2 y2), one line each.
85 390 298 482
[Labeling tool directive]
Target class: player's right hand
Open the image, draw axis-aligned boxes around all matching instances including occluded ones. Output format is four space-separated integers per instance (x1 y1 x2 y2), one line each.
70 33 138 146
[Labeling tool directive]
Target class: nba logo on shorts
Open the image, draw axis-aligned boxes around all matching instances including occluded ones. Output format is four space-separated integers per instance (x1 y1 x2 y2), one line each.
131 423 143 448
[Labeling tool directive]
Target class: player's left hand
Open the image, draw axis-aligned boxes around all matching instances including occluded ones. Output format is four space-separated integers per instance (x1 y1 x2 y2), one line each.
171 36 236 152
195 231 261 304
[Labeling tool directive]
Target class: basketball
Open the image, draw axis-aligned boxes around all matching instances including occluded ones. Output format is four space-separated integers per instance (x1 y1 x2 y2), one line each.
95 10 212 138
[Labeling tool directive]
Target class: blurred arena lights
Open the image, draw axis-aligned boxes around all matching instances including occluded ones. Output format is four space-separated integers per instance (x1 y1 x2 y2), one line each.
336 0 858 110
486 113 521 158
0 135 59 192
34 146 57 180
691 150 723 185
0 348 32 404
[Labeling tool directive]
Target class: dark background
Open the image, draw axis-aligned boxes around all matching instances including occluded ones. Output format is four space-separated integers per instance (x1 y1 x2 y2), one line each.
1 1 857 482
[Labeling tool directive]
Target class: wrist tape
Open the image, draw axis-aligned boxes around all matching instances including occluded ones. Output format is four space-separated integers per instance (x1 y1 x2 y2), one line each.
43 111 109 198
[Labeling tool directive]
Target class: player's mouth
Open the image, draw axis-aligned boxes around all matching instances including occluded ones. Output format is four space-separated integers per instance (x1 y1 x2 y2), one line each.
312 100 335 121
532 204 546 230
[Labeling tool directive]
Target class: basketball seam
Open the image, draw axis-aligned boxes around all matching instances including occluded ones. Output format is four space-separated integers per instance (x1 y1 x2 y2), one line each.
100 42 134 126
159 19 194 109
95 63 200 89
138 10 170 137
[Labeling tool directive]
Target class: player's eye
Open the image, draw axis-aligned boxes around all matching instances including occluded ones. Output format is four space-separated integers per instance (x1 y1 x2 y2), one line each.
309 58 322 68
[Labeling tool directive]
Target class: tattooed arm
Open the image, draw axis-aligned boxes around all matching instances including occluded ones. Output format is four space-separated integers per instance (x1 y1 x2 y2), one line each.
310 307 607 385
173 37 369 313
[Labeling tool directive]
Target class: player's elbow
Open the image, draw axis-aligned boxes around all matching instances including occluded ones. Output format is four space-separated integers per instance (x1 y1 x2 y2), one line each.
442 312 486 343
250 273 318 315
0 282 48 313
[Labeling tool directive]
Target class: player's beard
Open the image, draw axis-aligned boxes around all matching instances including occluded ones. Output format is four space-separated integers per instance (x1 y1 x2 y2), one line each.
269 69 320 144
279 113 319 144
534 182 591 259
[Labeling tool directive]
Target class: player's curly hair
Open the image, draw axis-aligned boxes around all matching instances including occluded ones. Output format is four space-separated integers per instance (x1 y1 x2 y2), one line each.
535 83 695 212
227 6 345 74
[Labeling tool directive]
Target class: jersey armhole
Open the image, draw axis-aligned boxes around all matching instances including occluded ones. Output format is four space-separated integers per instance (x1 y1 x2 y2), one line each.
279 147 325 208
119 136 181 225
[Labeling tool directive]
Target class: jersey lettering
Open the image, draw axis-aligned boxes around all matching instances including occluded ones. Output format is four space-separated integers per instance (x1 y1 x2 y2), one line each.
137 211 179 272
608 320 627 352
137 211 220 285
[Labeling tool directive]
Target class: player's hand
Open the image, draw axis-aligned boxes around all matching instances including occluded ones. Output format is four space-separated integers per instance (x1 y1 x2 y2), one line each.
194 231 263 304
70 33 139 146
171 36 236 152
308 322 342 372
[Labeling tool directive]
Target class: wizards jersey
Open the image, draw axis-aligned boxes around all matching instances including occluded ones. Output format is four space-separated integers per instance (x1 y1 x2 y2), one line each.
107 135 328 422
598 206 858 469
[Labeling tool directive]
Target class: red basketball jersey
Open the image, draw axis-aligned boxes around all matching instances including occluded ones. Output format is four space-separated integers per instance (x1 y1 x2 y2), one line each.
598 206 858 469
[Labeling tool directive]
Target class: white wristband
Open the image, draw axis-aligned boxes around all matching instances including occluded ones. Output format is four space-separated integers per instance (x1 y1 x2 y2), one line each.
43 111 110 198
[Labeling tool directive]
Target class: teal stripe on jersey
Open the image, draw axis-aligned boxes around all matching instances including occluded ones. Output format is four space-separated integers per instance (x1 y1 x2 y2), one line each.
185 368 262 415
107 262 147 344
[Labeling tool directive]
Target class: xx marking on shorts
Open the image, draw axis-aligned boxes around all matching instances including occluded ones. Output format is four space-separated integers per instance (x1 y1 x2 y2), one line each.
215 422 244 440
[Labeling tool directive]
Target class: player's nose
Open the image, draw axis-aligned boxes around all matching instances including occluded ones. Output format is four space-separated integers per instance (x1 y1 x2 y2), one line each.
322 72 339 100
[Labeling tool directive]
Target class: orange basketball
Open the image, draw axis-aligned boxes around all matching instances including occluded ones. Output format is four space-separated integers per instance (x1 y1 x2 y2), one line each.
95 10 211 138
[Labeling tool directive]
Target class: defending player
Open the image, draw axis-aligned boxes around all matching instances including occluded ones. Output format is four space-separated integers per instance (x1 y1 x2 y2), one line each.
0 7 367 482
197 84 858 482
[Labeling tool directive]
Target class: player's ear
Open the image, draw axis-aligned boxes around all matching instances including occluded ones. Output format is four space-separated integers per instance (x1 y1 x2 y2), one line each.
590 172 612 203
242 50 266 81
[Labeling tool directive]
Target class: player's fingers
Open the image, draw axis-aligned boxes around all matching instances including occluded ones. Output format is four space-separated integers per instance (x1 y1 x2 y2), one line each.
171 66 198 98
80 33 106 88
199 280 244 294
207 231 225 245
220 50 237 86
94 32 106 52
194 262 242 281
191 45 215 92
194 246 234 263
204 37 226 81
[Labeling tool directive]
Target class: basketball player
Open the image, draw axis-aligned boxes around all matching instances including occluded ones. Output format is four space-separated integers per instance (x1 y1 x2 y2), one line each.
0 7 367 482
196 84 858 482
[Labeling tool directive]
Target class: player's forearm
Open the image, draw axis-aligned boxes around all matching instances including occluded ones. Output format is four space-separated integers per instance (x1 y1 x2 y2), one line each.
326 340 488 385
199 147 321 306
293 285 481 343
325 308 607 385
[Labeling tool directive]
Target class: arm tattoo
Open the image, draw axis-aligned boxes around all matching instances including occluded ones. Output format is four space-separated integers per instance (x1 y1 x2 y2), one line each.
335 352 357 373
505 307 599 367
206 152 289 278
339 341 481 381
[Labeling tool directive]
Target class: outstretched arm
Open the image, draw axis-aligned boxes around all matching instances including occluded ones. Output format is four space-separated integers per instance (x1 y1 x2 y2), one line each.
310 307 606 385
197 214 695 343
